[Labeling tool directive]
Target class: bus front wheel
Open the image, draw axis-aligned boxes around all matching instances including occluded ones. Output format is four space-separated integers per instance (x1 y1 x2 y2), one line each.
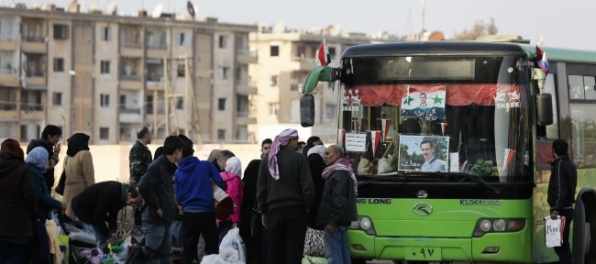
573 189 596 264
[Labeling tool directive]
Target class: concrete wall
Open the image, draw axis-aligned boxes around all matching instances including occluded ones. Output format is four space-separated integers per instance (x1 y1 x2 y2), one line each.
40 143 264 186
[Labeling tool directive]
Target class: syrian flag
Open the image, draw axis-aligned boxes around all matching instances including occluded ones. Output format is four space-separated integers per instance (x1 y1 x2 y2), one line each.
535 46 549 74
317 38 331 66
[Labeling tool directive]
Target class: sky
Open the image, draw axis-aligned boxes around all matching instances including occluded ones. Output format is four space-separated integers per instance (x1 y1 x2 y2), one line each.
8 0 596 50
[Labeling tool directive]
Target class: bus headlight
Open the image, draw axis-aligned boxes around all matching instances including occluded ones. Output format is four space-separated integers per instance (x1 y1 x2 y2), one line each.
493 219 506 231
473 218 525 237
479 220 492 232
349 216 376 236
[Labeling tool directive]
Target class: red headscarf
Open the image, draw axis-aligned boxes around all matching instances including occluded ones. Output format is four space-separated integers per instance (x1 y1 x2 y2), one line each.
1 138 24 161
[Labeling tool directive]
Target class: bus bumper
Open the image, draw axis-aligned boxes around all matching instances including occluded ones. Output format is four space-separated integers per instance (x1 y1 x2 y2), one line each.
348 230 532 263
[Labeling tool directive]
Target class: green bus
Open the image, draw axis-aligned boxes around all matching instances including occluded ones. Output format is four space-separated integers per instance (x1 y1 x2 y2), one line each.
300 36 596 263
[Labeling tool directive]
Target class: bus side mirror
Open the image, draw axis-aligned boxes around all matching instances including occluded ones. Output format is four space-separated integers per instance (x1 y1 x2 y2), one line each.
300 94 315 127
536 93 553 126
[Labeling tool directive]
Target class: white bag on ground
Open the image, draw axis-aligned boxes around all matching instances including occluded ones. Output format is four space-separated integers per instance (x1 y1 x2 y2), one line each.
200 248 243 264
219 228 246 262
544 216 565 248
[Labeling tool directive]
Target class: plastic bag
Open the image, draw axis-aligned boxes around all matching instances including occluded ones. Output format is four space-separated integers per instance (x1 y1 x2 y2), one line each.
545 216 565 248
219 228 246 262
200 249 243 264
303 227 325 257
111 239 130 264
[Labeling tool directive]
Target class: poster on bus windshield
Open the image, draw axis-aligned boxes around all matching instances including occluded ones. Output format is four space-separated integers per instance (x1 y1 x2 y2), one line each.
400 85 446 121
398 135 449 172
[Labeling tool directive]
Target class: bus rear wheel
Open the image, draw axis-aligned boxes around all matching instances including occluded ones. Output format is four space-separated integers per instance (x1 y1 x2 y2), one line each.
573 189 596 264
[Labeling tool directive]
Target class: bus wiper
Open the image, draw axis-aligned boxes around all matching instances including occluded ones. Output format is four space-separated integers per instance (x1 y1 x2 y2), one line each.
461 174 500 195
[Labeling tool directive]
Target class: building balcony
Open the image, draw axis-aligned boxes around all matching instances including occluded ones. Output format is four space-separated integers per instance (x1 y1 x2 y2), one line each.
147 43 168 50
291 56 317 70
237 49 257 64
147 49 168 58
119 108 142 123
0 101 18 120
237 81 257 95
25 76 46 87
121 42 143 57
0 68 20 87
120 77 143 90
20 104 45 121
0 35 18 50
21 37 46 53
236 111 257 125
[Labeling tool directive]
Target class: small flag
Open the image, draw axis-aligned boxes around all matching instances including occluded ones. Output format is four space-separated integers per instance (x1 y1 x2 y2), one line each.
535 46 549 74
381 119 391 140
371 131 381 156
317 38 331 66
338 129 345 145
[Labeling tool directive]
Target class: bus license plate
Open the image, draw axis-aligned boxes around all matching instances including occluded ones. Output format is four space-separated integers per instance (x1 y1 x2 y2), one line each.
405 247 441 261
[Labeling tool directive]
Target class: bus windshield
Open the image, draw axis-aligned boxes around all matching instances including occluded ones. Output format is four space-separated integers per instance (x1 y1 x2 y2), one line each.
338 55 530 181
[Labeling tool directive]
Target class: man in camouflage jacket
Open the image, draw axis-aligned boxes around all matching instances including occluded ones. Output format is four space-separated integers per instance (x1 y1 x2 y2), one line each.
129 126 153 185
128 126 152 244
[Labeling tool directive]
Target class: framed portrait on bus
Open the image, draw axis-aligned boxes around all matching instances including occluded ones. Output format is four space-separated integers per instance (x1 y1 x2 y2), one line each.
400 85 446 121
398 135 449 172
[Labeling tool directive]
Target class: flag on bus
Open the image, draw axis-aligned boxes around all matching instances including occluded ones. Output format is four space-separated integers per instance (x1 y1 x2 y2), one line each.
535 46 549 74
317 38 330 66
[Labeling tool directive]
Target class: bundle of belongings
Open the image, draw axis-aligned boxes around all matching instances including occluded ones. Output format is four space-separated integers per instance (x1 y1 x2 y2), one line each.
49 210 130 264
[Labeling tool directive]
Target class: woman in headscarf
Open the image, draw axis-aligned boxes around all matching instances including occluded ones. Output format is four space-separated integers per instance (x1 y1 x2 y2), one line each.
0 139 37 264
26 146 64 263
306 145 327 229
63 133 95 219
218 156 243 243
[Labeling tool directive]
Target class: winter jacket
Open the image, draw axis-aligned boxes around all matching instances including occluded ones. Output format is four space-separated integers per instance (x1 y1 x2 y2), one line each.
63 150 95 219
220 171 243 223
257 147 315 214
175 157 226 213
72 181 128 238
0 157 36 239
30 165 62 219
317 170 357 227
129 140 152 185
548 155 578 212
138 155 178 225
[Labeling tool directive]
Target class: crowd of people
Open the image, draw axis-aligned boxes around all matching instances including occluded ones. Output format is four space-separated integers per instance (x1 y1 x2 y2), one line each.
0 125 360 264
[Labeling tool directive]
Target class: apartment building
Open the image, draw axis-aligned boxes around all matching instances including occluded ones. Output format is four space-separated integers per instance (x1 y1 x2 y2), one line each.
249 26 372 143
0 4 257 144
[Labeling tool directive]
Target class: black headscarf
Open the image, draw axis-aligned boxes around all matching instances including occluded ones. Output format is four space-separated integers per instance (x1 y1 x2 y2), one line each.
66 133 90 157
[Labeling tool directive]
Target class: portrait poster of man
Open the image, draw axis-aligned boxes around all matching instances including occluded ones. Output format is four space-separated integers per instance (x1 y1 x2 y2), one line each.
398 135 449 172
400 85 446 121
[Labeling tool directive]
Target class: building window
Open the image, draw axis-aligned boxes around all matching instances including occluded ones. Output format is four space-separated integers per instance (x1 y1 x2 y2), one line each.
325 104 336 120
101 27 111 41
99 127 109 140
20 125 27 142
146 95 154 113
219 67 229 80
53 58 64 72
176 98 184 109
52 92 62 106
119 95 126 110
177 64 185 77
219 35 227 48
100 94 110 107
270 45 279 57
178 33 186 46
218 98 226 110
269 103 279 116
217 129 225 140
270 75 278 86
53 24 68 40
100 60 110 74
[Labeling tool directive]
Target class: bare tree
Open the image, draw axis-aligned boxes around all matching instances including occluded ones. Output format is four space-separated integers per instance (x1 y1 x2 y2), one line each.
452 18 498 40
